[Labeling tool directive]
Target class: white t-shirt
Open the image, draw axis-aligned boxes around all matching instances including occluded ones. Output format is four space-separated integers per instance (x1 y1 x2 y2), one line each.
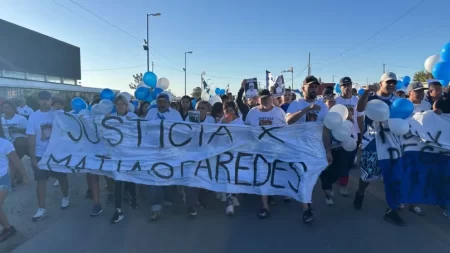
0 138 14 177
286 99 329 123
146 108 182 122
111 111 138 119
26 110 54 157
17 105 34 117
230 117 245 125
1 114 28 142
184 115 216 124
245 106 287 127
412 100 431 113
335 96 361 134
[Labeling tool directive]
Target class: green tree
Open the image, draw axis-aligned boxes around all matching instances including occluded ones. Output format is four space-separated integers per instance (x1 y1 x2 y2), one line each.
413 70 433 82
191 87 202 98
129 73 143 90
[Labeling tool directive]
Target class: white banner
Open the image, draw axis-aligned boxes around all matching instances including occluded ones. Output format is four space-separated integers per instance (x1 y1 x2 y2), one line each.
39 112 328 202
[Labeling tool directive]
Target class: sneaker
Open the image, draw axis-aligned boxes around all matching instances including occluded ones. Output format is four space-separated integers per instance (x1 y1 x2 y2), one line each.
106 194 114 206
353 193 364 210
90 204 103 217
187 207 197 217
303 208 315 224
111 210 124 224
53 180 59 187
324 196 334 206
232 196 240 206
32 208 47 221
85 189 93 200
0 226 16 242
283 197 291 203
257 208 270 219
308 203 314 213
61 197 69 209
384 209 406 226
226 204 234 216
149 211 161 221
340 187 349 197
443 209 450 219
268 196 276 205
409 205 425 216
130 197 138 210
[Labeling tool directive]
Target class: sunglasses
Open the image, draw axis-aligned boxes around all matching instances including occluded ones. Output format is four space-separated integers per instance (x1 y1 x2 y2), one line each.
386 80 397 85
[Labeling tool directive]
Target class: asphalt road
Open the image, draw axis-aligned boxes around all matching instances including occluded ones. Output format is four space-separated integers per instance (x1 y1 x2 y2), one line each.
2 160 450 253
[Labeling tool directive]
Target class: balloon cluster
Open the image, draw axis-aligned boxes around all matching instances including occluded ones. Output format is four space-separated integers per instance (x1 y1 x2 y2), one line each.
395 76 411 91
323 105 356 151
200 87 223 106
71 88 135 117
215 88 226 96
135 72 172 102
365 98 414 136
424 42 450 87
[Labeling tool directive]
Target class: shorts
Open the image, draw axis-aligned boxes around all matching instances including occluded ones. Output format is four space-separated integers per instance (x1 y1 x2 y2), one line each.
0 173 11 191
34 157 67 182
13 137 28 159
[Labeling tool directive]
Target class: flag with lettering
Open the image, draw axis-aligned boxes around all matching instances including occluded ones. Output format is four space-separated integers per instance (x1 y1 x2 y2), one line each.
266 71 274 89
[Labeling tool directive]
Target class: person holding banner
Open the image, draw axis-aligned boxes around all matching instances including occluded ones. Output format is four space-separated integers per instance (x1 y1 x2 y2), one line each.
178 96 193 121
355 72 405 226
408 82 431 114
245 89 287 219
109 95 139 223
138 101 150 119
146 93 183 122
286 75 332 224
27 91 70 222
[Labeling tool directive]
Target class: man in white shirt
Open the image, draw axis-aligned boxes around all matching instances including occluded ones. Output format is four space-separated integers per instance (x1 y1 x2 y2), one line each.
27 91 69 221
245 89 286 219
286 75 332 224
408 81 431 113
146 93 182 122
16 98 34 119
245 83 258 98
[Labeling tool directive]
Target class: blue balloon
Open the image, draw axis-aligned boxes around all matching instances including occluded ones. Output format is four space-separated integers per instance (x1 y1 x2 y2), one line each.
111 105 116 113
143 71 158 88
221 89 226 95
215 88 221 95
71 97 87 113
134 87 150 100
153 87 163 98
439 79 449 87
100 88 115 101
441 42 450 62
432 61 450 80
390 98 414 119
402 76 411 85
357 89 365 96
191 98 197 108
396 80 404 90
334 83 341 94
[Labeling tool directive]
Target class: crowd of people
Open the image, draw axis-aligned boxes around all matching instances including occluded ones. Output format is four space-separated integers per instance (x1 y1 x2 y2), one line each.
0 73 449 242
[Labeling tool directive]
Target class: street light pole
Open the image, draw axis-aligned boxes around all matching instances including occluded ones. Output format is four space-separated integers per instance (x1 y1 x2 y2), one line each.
145 13 161 72
282 66 294 89
184 51 193 95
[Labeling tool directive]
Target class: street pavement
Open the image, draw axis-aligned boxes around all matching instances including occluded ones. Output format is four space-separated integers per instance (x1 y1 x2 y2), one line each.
2 160 450 253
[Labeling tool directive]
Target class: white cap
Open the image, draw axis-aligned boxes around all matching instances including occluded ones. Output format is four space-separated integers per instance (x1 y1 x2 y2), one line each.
380 72 397 82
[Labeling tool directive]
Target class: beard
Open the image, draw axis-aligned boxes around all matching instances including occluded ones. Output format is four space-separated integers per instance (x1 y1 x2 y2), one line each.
307 92 317 99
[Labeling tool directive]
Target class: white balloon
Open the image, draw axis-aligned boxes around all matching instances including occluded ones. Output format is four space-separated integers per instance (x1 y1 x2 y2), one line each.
332 124 352 142
128 102 135 113
119 92 132 102
365 99 390 122
79 109 90 116
209 95 221 106
157 78 170 90
424 54 440 73
91 104 105 116
342 139 357 151
342 120 353 132
388 118 410 136
99 99 114 113
329 104 349 121
137 81 146 88
324 112 343 130
201 92 210 101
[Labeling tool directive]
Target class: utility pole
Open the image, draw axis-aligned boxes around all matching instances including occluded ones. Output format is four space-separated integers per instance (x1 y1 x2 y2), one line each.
383 63 386 73
145 13 161 72
151 62 154 72
281 66 294 90
332 75 336 83
184 51 193 95
307 52 311 76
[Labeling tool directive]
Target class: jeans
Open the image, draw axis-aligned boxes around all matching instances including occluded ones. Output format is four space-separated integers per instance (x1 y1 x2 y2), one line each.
148 186 177 212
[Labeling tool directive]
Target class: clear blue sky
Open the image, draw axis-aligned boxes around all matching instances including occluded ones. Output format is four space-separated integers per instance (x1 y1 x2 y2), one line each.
1 0 450 96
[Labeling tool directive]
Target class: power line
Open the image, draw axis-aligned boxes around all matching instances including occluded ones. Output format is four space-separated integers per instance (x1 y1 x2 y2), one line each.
83 65 147 72
312 0 427 67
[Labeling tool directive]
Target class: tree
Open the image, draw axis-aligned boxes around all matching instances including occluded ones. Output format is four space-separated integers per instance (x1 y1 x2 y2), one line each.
191 87 202 98
413 70 433 82
129 73 143 90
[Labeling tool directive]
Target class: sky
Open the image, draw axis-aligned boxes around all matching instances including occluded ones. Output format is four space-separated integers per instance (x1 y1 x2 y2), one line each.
1 0 450 97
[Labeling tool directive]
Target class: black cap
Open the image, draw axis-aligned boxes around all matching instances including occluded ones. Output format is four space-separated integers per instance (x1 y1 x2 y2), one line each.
339 77 352 85
38 91 52 100
259 89 271 98
303 75 320 86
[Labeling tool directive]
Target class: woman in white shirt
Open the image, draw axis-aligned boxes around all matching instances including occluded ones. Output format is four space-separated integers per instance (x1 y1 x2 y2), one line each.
1 100 29 186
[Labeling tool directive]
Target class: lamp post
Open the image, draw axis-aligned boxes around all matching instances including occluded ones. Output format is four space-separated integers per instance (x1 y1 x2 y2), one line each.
184 51 193 95
144 13 161 72
282 66 294 89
